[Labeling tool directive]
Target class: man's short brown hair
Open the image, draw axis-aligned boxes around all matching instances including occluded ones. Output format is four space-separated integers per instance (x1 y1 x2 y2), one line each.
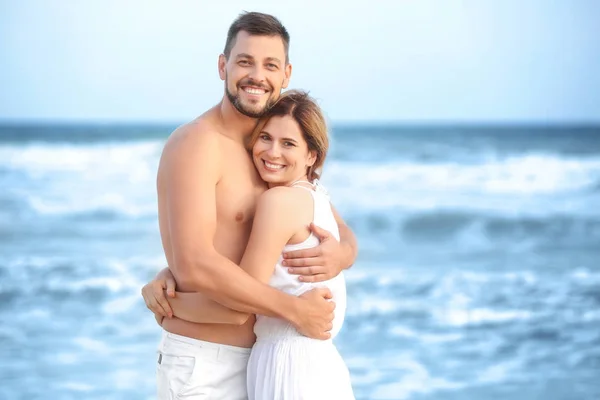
223 12 290 63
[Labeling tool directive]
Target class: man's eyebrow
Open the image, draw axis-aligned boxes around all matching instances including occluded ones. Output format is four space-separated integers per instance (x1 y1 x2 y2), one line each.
236 53 254 60
265 57 282 65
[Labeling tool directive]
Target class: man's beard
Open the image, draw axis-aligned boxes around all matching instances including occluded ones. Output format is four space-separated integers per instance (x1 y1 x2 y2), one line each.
226 77 276 118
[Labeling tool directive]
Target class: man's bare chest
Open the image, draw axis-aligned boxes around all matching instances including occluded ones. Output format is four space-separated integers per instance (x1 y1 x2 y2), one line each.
216 170 266 226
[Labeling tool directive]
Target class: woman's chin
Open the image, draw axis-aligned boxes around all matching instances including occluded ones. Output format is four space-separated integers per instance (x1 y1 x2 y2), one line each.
264 180 283 187
259 171 283 185
259 174 279 186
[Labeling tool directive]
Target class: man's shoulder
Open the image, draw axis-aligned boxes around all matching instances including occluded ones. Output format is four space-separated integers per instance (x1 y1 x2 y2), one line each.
164 115 223 157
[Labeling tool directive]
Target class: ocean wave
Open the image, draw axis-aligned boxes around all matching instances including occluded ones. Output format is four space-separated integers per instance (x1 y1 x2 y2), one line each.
389 326 463 343
26 194 157 218
2 141 600 220
0 141 162 173
0 256 164 299
345 211 600 249
401 212 600 242
0 141 161 219
0 124 173 144
436 308 533 327
343 268 600 327
368 357 464 399
323 153 600 216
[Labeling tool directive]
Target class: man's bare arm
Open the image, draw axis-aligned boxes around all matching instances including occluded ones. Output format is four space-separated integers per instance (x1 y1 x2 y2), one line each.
331 205 358 269
168 188 333 329
281 204 358 282
161 126 330 338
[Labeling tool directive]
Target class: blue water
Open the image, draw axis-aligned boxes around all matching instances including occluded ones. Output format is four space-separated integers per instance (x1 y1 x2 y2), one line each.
1 124 599 399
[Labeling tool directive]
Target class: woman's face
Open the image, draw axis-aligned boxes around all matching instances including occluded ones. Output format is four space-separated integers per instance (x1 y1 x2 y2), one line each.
252 115 316 187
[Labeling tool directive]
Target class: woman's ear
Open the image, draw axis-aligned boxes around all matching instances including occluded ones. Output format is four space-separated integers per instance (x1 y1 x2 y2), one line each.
307 150 317 167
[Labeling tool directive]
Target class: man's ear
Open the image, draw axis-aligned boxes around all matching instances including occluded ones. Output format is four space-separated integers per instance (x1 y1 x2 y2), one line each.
218 54 227 81
282 62 292 89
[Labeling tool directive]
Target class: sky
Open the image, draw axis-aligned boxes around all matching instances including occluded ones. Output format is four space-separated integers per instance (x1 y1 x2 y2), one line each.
1 0 599 123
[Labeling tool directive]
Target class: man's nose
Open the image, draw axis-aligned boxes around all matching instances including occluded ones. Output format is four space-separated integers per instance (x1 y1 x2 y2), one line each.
248 65 266 83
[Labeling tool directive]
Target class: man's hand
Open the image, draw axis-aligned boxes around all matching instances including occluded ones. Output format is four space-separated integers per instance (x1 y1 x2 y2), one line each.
141 268 177 319
292 288 336 340
282 223 345 282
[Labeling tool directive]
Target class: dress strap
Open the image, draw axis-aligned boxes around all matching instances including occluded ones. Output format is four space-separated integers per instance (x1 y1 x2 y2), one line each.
289 178 330 198
289 179 315 192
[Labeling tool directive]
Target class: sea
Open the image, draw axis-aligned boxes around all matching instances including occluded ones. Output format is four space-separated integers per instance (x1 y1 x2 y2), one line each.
1 124 599 400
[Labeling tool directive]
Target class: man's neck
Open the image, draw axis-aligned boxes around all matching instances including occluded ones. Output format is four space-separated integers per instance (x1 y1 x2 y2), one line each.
217 97 258 144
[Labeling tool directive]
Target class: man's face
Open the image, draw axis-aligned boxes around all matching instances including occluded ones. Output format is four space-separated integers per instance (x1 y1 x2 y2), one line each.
219 31 292 118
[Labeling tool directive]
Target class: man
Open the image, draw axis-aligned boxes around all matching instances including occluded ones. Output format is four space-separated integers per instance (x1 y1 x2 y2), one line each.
142 12 357 399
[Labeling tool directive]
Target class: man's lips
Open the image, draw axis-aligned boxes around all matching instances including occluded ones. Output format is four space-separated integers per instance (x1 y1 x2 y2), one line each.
241 86 268 95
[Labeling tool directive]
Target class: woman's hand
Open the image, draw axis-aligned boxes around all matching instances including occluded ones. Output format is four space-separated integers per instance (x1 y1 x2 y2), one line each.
141 267 177 319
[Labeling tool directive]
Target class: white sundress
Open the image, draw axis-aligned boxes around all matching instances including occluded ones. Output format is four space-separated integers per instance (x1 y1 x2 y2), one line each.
246 181 355 400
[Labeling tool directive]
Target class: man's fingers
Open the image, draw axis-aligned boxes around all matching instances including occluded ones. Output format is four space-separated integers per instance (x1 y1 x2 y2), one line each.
298 273 329 283
288 265 325 276
283 257 308 267
283 257 328 268
282 247 321 261
309 223 332 241
154 313 164 327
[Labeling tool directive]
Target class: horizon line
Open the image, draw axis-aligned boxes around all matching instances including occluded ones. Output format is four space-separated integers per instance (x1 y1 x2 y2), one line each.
1 119 599 128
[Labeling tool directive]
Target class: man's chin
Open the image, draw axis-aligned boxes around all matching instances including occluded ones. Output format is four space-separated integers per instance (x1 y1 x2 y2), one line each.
237 104 269 118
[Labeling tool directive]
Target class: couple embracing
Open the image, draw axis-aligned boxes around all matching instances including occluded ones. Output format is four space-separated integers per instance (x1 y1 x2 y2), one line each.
141 11 357 400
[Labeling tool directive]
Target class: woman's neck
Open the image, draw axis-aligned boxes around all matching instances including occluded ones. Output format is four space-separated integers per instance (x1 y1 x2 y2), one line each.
267 175 310 189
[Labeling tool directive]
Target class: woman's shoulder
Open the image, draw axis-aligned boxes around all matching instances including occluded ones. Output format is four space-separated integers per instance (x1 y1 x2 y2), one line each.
256 186 313 215
252 187 314 233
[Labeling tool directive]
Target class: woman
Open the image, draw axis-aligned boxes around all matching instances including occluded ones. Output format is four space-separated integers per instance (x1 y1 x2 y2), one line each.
160 90 354 399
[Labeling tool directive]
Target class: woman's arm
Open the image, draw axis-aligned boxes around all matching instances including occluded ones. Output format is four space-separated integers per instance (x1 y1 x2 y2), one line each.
281 204 357 282
168 187 309 324
169 291 249 325
141 266 250 325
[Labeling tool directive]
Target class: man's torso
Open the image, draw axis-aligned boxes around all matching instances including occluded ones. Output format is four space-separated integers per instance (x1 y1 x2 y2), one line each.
158 110 267 347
